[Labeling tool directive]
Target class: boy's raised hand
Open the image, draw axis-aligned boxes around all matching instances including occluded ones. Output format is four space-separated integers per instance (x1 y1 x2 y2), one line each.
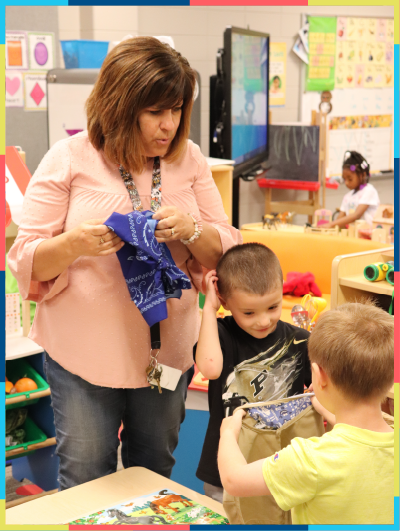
204 270 221 312
220 409 246 440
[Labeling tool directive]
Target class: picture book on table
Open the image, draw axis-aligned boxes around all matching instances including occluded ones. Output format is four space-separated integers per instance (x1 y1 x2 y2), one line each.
68 489 229 525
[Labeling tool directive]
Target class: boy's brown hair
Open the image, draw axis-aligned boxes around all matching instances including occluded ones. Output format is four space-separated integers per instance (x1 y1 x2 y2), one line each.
308 303 394 400
216 243 283 300
86 37 196 174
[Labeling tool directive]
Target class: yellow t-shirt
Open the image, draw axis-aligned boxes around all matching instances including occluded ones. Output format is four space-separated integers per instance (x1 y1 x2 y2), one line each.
262 423 394 525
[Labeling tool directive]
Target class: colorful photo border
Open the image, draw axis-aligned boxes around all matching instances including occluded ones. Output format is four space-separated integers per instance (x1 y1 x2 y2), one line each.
1 1 398 530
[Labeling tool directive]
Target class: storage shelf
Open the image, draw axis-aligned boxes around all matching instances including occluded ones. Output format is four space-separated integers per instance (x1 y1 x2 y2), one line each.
5 437 56 459
6 388 51 408
339 275 393 296
6 334 44 360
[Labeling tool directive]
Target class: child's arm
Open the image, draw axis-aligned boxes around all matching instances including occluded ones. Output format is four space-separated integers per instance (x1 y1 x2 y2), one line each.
218 410 271 497
325 204 369 228
195 270 224 380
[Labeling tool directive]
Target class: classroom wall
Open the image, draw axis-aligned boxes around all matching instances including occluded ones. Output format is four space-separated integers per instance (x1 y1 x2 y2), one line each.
6 6 61 174
56 6 395 226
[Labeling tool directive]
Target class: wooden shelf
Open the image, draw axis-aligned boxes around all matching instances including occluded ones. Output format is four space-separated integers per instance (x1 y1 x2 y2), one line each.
211 165 233 225
6 437 56 459
331 246 394 309
6 334 44 361
6 388 51 407
339 275 393 297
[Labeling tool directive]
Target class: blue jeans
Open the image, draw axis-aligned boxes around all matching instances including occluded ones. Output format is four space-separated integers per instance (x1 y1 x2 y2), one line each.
44 352 194 490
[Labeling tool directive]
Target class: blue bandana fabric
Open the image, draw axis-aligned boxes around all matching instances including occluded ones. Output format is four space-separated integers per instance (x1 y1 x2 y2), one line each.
105 210 191 327
248 394 313 430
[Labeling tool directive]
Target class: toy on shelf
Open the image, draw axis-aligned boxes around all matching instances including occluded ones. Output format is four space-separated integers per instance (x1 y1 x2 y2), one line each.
262 213 280 230
302 294 327 331
291 295 327 332
304 224 339 236
363 261 394 285
356 205 394 244
277 211 295 224
313 209 332 227
373 204 394 244
290 305 310 330
304 208 340 235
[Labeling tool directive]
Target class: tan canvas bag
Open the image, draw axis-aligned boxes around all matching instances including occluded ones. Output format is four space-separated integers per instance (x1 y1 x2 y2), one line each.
223 395 325 525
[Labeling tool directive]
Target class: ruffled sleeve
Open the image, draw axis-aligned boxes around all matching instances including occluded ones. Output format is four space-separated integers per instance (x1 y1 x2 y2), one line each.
191 143 242 253
7 140 72 303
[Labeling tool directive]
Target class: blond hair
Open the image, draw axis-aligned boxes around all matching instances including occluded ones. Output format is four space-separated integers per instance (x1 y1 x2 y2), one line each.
308 303 394 400
216 243 283 300
86 37 196 174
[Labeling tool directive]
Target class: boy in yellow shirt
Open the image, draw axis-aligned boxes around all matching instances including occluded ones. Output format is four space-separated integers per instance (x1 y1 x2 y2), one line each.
218 303 394 525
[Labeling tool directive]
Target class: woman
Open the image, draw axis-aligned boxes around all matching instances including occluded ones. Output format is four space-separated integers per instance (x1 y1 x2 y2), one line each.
8 37 242 490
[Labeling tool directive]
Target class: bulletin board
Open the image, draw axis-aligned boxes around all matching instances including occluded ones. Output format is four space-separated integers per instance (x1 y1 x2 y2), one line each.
301 14 394 177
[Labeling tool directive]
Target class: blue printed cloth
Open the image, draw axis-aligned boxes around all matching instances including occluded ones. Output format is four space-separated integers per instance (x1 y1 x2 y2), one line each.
248 395 313 430
105 210 191 327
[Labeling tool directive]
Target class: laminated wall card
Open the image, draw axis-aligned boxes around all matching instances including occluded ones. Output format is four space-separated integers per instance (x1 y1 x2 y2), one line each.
27 32 55 70
306 17 337 91
6 293 21 336
5 71 23 107
269 42 286 107
6 31 28 70
23 72 47 111
335 17 394 89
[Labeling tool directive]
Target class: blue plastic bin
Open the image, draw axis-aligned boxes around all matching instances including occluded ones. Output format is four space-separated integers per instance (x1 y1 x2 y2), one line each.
60 40 109 69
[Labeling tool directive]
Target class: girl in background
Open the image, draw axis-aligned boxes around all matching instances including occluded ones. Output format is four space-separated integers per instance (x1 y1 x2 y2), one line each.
325 151 380 228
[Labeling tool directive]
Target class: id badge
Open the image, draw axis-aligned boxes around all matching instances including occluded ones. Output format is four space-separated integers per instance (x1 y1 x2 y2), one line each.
149 364 182 391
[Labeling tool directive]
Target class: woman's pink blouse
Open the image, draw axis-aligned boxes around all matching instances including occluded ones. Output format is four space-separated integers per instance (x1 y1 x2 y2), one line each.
8 132 242 388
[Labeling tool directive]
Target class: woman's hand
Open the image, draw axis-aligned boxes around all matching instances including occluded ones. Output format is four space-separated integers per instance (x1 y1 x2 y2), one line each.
203 270 221 313
32 219 125 283
152 206 195 243
69 219 124 258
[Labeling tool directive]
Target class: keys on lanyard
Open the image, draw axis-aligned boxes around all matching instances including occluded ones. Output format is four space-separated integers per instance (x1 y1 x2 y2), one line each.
146 351 163 394
146 318 162 393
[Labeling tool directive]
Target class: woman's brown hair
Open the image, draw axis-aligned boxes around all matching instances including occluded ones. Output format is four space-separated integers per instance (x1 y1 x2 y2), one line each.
86 37 196 174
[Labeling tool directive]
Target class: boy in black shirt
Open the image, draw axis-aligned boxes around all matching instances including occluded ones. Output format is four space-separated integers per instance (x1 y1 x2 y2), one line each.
194 243 311 502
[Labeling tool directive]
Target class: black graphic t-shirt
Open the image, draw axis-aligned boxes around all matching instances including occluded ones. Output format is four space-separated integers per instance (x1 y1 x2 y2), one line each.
193 317 311 488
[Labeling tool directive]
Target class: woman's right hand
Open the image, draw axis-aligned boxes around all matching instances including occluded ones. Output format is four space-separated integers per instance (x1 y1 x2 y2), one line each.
203 270 221 313
69 219 124 258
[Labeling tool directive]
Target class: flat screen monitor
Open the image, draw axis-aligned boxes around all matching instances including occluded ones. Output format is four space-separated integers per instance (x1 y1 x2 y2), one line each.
224 26 270 178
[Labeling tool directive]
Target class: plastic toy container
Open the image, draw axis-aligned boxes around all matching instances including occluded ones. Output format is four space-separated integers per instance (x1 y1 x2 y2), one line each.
60 40 109 68
6 358 49 410
6 416 47 459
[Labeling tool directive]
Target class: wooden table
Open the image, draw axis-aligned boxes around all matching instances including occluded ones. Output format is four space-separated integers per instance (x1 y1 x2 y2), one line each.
6 467 226 525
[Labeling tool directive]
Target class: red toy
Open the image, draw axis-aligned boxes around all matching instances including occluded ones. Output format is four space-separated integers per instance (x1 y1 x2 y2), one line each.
283 272 322 297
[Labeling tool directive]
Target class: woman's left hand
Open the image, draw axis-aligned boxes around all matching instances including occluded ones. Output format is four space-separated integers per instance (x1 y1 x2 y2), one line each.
152 206 195 243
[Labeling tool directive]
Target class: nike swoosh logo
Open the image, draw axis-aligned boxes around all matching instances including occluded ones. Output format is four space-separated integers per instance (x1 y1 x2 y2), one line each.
293 339 307 344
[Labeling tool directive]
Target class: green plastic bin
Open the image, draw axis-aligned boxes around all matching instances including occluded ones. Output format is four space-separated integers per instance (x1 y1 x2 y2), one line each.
6 416 47 459
6 358 49 410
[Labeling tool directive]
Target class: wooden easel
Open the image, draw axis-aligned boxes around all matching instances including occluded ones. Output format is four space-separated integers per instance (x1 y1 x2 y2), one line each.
260 112 328 223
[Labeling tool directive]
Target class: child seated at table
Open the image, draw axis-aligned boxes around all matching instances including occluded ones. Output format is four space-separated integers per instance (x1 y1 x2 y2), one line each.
218 302 394 525
326 150 380 228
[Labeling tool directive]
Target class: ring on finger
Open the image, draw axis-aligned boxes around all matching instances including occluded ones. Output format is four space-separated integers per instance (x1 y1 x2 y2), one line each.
99 236 105 245
171 228 175 237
